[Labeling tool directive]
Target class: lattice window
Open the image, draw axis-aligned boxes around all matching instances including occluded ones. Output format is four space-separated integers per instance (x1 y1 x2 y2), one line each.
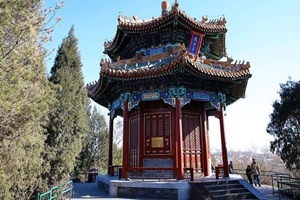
190 115 195 150
195 116 201 150
144 112 171 155
158 115 163 137
129 116 139 167
182 115 188 149
145 115 151 137
182 113 202 172
165 114 170 136
152 115 157 136
185 115 191 149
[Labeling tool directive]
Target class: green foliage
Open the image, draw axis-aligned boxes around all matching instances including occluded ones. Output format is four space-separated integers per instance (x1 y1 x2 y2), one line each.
46 25 89 185
0 0 62 199
73 100 93 178
267 78 300 177
112 119 123 166
113 143 123 165
74 106 123 178
77 106 109 172
89 107 109 171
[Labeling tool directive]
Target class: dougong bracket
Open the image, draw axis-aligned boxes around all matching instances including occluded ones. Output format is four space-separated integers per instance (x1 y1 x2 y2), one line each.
169 86 186 98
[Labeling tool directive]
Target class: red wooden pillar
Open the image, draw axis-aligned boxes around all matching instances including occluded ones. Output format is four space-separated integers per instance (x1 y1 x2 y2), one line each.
176 98 184 179
206 113 212 175
107 112 114 175
201 107 209 176
219 103 229 177
138 105 143 168
122 102 129 178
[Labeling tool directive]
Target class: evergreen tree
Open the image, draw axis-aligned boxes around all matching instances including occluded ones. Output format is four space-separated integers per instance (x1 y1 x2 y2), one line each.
90 107 108 173
0 0 61 198
112 119 123 166
88 106 108 172
46 25 89 185
73 100 93 179
267 78 300 177
75 106 111 176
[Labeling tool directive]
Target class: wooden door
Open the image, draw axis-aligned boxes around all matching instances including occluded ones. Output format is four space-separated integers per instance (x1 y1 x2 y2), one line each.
144 112 171 155
182 113 202 172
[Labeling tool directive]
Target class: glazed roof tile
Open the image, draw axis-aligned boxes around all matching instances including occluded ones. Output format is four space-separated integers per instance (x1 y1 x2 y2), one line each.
117 7 226 33
87 53 251 108
87 3 250 109
103 4 226 52
98 52 251 82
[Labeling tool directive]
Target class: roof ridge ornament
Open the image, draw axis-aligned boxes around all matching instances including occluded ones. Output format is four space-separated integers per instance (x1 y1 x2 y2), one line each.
161 1 169 16
201 16 208 23
170 0 179 12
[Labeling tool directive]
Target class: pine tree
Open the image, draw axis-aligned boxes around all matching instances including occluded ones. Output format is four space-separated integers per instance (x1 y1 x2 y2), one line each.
46 25 89 185
112 119 123 166
86 106 109 172
0 0 60 199
267 78 300 177
73 100 93 179
74 106 110 176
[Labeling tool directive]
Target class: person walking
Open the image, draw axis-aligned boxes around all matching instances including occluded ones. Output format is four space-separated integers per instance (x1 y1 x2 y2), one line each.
246 165 253 185
229 160 234 174
251 158 261 187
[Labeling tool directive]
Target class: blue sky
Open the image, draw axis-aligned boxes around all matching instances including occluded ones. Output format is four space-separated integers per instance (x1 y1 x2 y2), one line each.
45 0 300 152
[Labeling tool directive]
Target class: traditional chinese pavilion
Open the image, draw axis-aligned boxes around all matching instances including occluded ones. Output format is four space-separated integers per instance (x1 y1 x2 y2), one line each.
87 1 251 180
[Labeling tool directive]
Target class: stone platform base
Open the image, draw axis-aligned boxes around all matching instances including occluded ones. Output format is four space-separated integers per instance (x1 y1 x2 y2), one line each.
96 175 190 200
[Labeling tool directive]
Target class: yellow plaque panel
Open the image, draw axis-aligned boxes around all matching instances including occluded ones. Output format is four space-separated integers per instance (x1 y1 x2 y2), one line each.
151 137 163 148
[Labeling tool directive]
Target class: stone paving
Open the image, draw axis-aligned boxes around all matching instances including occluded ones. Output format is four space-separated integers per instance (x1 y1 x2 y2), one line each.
255 184 293 200
71 182 293 200
72 182 155 200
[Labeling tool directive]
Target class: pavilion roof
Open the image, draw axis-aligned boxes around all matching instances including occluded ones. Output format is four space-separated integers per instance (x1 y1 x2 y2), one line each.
104 2 227 58
87 1 251 109
87 46 251 108
99 52 250 82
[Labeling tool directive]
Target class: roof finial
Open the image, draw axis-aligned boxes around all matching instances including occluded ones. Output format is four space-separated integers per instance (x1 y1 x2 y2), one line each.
172 0 179 10
161 1 169 16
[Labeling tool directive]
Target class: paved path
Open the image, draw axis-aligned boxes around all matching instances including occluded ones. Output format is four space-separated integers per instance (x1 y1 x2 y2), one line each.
72 182 293 200
256 185 292 200
72 182 145 200
72 182 129 200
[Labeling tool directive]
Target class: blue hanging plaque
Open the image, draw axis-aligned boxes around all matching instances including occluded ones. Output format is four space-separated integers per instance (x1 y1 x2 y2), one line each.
141 92 160 101
193 92 210 101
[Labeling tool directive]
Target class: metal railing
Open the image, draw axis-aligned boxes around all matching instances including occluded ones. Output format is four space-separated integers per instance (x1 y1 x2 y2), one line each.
271 173 300 200
38 181 73 200
233 168 275 184
234 169 300 199
271 173 291 193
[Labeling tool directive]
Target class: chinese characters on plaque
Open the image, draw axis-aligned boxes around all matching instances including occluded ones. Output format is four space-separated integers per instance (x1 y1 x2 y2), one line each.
188 31 204 61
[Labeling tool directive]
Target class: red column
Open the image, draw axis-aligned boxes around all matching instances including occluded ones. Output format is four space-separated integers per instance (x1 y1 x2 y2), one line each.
138 104 143 168
219 103 229 177
107 112 114 175
175 98 184 179
122 102 129 178
201 107 209 176
206 113 212 175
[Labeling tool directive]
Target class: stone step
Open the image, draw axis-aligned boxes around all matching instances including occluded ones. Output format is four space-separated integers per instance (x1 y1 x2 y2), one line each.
213 191 257 200
190 180 261 200
209 187 250 195
204 183 244 189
